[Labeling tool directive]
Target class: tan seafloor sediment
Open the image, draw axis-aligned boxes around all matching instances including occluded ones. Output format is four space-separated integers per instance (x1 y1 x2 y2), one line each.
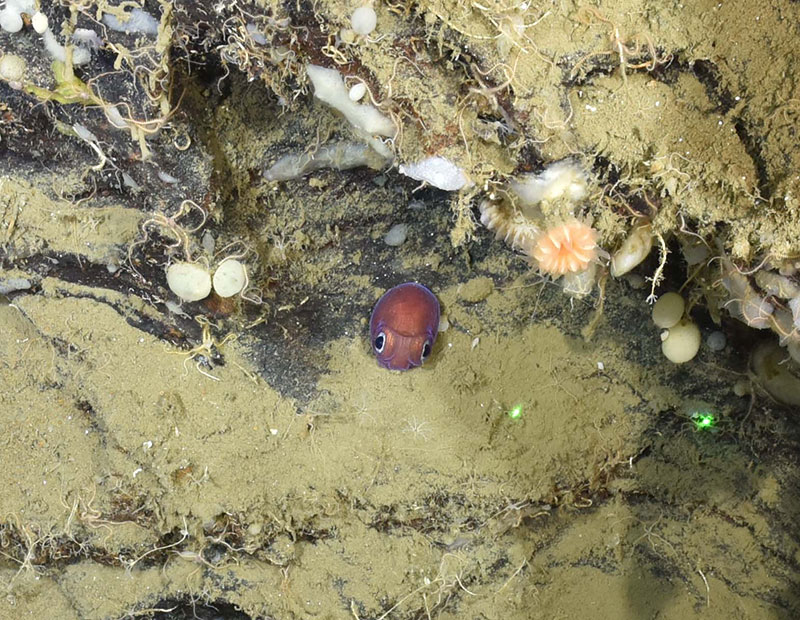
1 0 799 618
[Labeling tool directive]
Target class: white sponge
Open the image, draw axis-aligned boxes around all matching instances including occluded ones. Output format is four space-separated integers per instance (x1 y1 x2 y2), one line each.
306 64 395 137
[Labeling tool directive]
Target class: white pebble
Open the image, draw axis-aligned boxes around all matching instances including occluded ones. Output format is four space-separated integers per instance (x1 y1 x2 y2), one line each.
201 231 216 255
246 22 267 45
121 172 140 191
166 262 212 302
351 6 377 36
348 82 367 101
105 105 129 128
31 11 48 34
383 223 408 246
73 122 98 143
157 170 179 184
706 330 726 352
212 259 248 298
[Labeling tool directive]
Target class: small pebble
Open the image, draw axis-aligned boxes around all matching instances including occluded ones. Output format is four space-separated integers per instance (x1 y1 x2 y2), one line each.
625 273 645 289
383 223 408 246
706 330 726 352
733 379 750 397
0 277 32 294
202 231 216 255
157 170 179 184
348 82 367 101
246 22 267 45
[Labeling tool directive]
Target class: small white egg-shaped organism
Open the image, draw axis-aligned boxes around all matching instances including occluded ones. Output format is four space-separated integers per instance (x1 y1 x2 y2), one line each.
351 6 377 36
0 53 26 82
661 319 701 364
610 223 653 277
652 292 685 328
167 262 212 302
212 259 247 298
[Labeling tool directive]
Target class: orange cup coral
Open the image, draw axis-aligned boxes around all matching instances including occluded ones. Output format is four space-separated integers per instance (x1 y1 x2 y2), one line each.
532 220 599 276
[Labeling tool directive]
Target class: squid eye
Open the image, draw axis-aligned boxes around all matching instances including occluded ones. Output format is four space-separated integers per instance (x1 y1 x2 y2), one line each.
421 341 431 360
373 332 386 353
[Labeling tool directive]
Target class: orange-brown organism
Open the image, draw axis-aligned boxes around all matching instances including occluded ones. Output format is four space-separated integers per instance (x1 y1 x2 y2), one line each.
369 282 440 371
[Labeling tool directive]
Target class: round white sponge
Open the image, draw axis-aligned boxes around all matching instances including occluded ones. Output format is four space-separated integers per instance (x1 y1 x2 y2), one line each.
351 6 377 36
212 259 247 298
652 292 684 328
0 54 27 82
167 262 212 302
661 319 701 364
0 10 23 33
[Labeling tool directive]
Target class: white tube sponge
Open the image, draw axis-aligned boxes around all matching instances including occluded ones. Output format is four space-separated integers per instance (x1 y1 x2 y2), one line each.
264 142 386 181
43 29 91 65
306 64 395 137
102 9 159 36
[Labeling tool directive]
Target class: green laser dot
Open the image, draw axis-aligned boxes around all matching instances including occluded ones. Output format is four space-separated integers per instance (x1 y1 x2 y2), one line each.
508 405 523 420
693 412 715 430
